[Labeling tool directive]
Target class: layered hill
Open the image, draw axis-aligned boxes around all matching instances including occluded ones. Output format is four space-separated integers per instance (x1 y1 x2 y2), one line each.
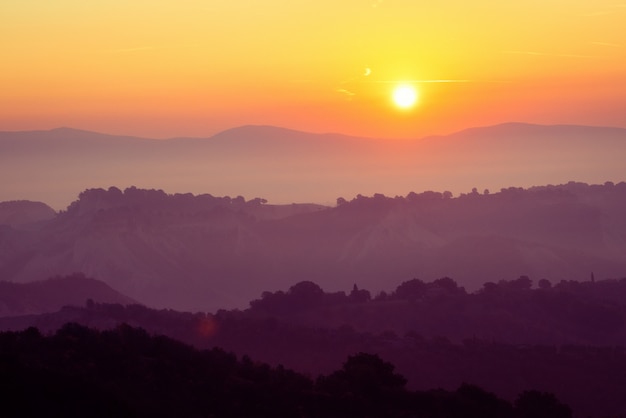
1 323 574 418
1 123 625 209
2 277 625 416
0 273 136 317
0 200 56 226
1 182 625 311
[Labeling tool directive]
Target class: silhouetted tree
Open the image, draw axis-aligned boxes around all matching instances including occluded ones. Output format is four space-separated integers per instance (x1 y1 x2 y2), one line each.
318 352 406 397
393 278 427 301
433 276 464 293
350 284 371 303
455 383 513 418
538 278 552 289
514 390 572 418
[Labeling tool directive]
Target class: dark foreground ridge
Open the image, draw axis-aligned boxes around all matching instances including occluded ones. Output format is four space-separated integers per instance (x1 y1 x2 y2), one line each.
1 323 571 418
3 276 626 416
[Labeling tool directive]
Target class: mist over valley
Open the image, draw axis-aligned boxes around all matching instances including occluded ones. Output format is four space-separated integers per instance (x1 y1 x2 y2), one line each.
2 123 625 210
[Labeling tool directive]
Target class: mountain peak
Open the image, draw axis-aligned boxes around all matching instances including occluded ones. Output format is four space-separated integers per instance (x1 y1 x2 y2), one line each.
450 121 626 138
51 126 88 133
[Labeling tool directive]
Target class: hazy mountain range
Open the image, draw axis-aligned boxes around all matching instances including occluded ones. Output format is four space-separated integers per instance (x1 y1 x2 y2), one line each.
2 122 625 209
1 182 625 311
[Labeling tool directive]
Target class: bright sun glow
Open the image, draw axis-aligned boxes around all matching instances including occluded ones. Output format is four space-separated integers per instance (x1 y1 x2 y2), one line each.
392 84 418 109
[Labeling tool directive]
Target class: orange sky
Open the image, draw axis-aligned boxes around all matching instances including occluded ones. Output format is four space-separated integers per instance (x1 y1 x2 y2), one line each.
2 0 626 138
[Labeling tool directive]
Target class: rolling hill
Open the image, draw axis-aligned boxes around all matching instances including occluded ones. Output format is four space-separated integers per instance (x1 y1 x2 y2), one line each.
1 182 625 311
0 273 136 317
0 200 56 226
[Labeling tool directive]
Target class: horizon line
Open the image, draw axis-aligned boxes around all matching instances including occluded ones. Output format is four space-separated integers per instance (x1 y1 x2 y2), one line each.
1 120 626 141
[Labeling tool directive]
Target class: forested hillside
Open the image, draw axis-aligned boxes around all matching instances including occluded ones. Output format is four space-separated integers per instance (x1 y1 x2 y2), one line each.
2 276 626 416
1 182 625 311
0 324 572 418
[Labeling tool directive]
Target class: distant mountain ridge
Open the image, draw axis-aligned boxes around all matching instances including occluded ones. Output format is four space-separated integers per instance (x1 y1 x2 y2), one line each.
437 121 626 138
5 121 626 140
2 122 625 209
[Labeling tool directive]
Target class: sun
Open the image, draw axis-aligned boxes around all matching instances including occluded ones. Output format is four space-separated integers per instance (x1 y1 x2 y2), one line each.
392 84 418 109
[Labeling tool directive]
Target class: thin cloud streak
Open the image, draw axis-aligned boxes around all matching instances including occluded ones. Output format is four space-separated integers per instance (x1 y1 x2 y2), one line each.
588 41 622 47
501 50 596 59
105 46 158 54
336 88 356 97
103 43 200 54
582 4 626 17
364 79 510 84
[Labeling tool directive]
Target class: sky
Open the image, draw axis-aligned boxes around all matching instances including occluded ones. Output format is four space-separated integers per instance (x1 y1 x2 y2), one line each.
2 0 626 139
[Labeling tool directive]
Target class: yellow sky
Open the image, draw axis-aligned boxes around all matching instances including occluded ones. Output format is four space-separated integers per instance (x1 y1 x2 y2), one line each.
2 0 626 138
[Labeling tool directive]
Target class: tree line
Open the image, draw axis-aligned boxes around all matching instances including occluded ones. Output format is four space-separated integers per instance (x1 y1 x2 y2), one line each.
0 324 571 418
